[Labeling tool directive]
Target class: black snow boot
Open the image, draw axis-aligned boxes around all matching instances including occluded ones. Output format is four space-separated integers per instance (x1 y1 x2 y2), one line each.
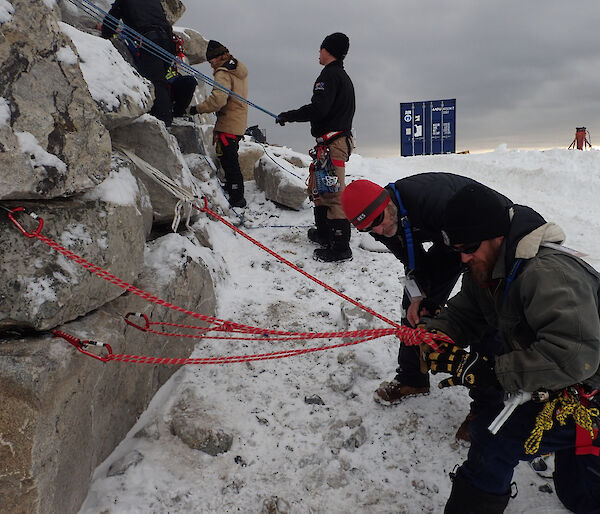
307 206 329 246
444 470 510 514
228 182 247 208
313 218 352 262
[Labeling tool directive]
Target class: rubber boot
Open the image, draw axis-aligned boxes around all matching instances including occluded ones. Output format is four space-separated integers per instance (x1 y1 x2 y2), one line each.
307 206 329 246
444 471 510 514
313 219 352 262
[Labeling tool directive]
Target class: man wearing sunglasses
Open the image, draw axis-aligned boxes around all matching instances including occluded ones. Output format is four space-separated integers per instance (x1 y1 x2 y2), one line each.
341 174 511 441
422 184 600 513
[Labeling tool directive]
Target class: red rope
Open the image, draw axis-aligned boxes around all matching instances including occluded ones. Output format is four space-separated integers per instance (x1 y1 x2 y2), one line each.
9 206 452 366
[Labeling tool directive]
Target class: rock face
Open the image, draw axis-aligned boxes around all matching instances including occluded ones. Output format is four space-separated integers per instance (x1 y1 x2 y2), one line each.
0 0 112 200
111 115 199 224
0 2 222 513
0 234 216 514
0 197 146 332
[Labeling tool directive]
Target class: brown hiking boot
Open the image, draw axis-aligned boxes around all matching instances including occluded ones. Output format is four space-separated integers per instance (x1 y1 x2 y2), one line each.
374 380 430 405
455 412 476 443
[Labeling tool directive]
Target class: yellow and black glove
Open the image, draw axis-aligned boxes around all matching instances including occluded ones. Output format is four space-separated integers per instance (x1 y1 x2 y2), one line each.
427 345 499 389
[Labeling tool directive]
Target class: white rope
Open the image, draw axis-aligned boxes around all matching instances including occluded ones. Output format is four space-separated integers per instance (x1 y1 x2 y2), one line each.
116 146 201 231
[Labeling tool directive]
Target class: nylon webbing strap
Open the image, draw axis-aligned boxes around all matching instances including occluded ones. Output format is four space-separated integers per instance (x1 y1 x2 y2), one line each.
387 183 416 271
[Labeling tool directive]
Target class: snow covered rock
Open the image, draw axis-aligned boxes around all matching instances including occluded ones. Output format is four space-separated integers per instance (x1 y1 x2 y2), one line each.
110 115 199 224
169 388 233 455
59 22 154 130
0 232 216 514
0 196 145 332
254 153 309 210
0 1 111 200
239 140 265 181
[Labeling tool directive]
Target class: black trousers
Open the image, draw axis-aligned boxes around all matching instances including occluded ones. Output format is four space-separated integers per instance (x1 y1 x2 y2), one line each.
170 75 197 117
141 29 175 125
217 135 244 200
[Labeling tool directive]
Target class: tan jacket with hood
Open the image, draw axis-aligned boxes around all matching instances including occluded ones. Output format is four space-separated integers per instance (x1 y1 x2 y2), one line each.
194 57 248 136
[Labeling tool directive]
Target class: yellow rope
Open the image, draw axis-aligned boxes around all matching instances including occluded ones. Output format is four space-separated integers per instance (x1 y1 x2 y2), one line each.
524 392 599 455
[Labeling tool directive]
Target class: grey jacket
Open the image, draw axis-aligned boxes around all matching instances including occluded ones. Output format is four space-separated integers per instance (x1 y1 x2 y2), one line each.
425 208 600 393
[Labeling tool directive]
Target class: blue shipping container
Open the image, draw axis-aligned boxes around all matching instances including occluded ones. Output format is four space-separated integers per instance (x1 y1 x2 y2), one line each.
400 99 456 156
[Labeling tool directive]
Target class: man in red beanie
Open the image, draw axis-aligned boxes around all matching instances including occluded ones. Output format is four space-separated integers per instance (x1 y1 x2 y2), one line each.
276 33 355 262
341 173 511 441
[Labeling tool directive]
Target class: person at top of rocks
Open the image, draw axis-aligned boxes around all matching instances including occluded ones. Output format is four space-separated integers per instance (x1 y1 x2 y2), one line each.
100 0 175 126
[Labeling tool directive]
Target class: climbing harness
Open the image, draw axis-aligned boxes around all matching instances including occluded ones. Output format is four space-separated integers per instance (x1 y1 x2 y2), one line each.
308 143 339 196
524 388 599 455
66 0 278 119
6 205 453 365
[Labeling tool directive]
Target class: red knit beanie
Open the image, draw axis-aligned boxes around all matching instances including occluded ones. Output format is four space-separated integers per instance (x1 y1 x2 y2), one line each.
341 180 390 230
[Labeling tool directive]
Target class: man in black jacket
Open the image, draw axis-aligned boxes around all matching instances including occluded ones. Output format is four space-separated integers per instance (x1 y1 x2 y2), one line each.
341 174 511 439
101 0 175 126
277 33 356 263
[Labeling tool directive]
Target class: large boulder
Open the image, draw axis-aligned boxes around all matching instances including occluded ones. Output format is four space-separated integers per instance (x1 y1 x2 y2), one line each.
238 140 265 181
174 27 208 65
0 232 216 514
254 153 309 210
0 0 111 200
59 22 153 130
110 115 199 224
0 194 146 332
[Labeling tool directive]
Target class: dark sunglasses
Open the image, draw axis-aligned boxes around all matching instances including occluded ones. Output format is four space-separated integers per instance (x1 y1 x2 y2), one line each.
450 241 481 254
358 211 385 232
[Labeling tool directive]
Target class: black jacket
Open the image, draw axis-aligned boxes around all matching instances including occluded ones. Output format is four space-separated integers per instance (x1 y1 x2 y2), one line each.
371 173 512 305
281 60 355 138
102 0 171 38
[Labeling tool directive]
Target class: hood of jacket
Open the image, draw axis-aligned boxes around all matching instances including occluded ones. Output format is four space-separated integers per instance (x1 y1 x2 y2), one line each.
501 204 564 268
216 58 248 81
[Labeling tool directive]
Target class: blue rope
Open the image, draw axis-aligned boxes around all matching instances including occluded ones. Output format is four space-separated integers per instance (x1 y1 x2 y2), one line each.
66 0 278 119
259 144 305 181
387 183 416 271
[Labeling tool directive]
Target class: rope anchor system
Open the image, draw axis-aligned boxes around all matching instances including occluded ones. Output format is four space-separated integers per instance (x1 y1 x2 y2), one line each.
6 205 452 365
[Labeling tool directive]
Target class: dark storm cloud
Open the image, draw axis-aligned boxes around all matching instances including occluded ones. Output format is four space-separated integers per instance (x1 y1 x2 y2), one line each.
180 1 600 156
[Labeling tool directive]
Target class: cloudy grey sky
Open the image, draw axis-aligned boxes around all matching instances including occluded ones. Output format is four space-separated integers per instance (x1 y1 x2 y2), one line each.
180 1 600 157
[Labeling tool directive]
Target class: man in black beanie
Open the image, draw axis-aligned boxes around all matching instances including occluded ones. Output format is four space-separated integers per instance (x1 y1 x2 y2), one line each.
420 184 600 513
276 32 356 263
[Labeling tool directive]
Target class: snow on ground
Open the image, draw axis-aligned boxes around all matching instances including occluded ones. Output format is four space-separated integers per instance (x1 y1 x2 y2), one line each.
79 146 600 513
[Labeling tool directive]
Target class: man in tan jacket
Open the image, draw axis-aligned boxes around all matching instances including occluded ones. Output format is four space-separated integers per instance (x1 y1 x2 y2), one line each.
190 40 248 208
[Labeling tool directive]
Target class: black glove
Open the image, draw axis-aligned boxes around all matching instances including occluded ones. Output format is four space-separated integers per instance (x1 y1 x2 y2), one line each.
188 105 198 116
276 112 289 126
427 346 499 389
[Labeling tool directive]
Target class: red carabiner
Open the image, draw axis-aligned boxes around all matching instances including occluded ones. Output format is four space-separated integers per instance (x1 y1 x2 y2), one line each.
52 330 113 363
124 312 150 331
7 207 44 238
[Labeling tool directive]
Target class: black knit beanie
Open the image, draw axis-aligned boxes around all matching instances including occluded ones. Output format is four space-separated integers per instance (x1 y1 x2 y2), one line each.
442 184 511 245
206 40 229 61
321 32 349 60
